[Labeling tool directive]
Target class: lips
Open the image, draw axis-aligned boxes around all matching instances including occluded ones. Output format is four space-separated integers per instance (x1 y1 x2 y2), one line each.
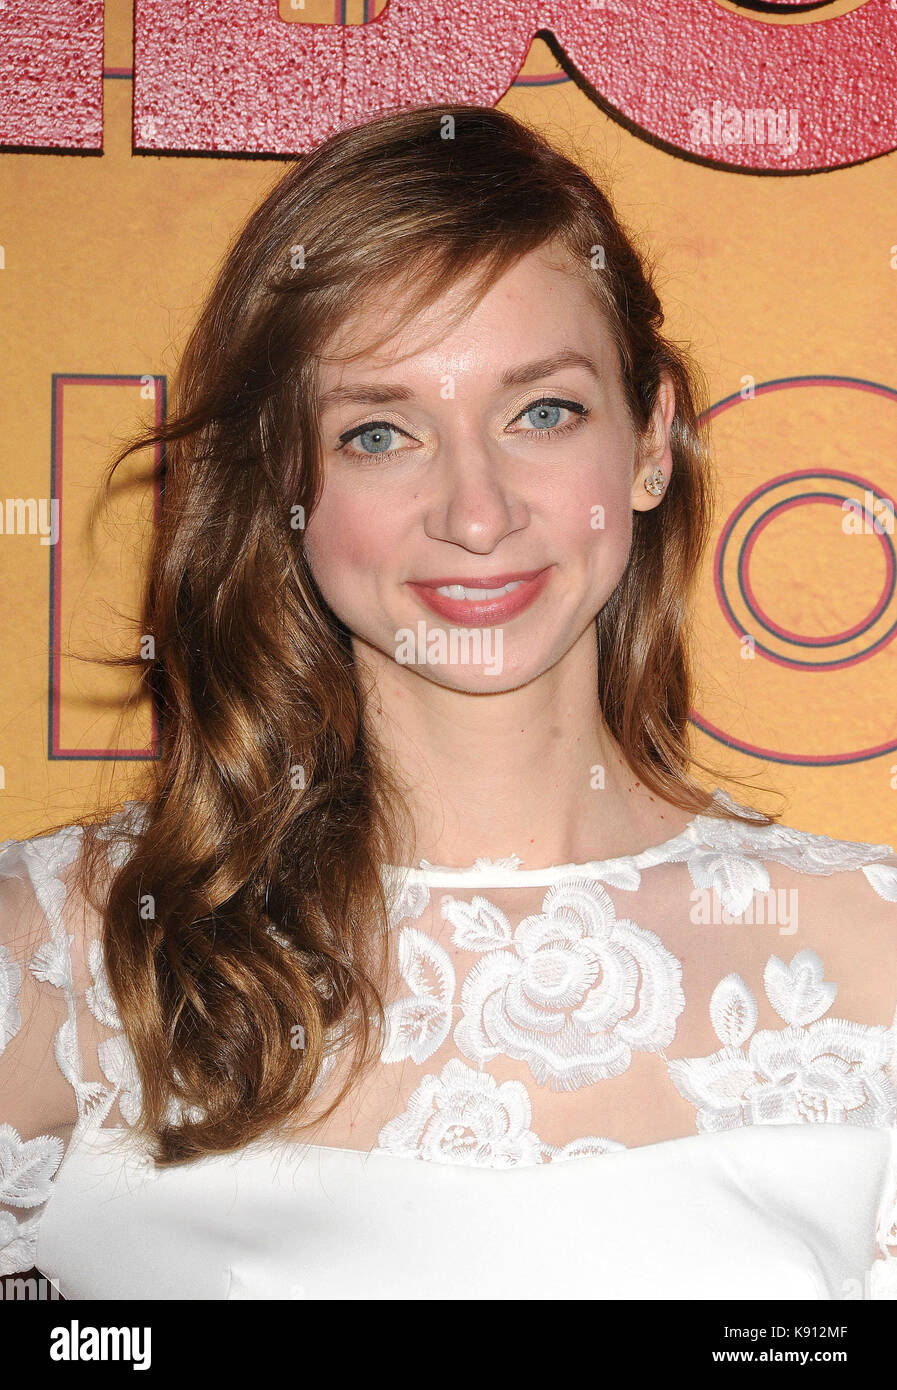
411 568 548 589
406 566 552 626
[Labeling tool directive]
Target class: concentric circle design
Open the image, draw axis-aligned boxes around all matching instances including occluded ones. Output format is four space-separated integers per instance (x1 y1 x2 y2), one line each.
719 478 897 666
738 492 894 648
690 375 897 765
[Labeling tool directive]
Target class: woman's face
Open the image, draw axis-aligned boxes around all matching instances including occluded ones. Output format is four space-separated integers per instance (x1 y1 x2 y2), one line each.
302 243 673 691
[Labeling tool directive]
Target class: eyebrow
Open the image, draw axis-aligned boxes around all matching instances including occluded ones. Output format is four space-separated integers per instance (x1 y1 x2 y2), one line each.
317 348 601 410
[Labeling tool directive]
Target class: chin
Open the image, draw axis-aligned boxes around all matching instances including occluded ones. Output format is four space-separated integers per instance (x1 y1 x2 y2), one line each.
412 654 546 694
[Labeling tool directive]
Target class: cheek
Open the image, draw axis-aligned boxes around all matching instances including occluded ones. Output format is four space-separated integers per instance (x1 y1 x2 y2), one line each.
303 487 395 609
556 462 633 562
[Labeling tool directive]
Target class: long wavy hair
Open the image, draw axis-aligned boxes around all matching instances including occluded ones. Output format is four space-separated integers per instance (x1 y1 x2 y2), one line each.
47 103 780 1165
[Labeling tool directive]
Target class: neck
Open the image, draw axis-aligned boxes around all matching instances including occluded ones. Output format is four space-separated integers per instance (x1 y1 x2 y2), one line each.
355 624 693 869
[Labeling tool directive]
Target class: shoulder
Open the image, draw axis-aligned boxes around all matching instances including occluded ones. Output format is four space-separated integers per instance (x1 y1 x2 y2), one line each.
0 802 146 1103
0 803 146 1001
685 787 897 907
682 788 897 1035
0 821 86 996
0 810 143 1278
0 801 147 891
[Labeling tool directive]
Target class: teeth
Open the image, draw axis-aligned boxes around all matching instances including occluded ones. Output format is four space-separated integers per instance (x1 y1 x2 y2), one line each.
434 580 526 600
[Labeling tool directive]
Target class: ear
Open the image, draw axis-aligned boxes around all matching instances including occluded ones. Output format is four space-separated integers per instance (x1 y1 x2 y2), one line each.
632 372 676 513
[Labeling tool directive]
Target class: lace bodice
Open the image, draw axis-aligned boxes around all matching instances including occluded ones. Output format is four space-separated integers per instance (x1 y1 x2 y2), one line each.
2 786 897 1298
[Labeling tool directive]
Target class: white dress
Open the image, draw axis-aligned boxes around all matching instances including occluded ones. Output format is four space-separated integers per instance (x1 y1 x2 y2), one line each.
1 786 896 1300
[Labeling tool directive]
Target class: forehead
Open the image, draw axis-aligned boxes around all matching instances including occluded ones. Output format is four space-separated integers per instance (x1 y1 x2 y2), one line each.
315 243 609 382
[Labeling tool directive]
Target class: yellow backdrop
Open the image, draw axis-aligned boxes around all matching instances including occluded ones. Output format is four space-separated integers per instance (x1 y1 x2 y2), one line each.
1 0 895 847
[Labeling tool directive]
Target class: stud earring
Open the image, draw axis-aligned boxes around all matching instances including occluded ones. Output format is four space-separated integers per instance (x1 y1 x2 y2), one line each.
644 467 665 496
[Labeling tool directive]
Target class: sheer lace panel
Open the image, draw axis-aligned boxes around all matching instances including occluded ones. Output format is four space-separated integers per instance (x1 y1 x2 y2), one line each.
1 789 896 1291
0 813 139 1275
300 811 897 1157
295 790 897 1296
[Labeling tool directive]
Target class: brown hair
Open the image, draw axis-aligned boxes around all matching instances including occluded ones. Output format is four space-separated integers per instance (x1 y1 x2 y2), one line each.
48 103 780 1165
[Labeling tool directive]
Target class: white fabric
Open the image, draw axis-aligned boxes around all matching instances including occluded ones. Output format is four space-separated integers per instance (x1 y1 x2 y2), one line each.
2 786 897 1299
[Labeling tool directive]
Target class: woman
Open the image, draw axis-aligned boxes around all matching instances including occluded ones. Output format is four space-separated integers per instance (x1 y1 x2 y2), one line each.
1 103 896 1300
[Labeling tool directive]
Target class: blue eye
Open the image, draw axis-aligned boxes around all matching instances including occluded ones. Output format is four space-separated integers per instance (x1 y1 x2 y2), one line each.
335 395 589 464
356 425 395 454
337 420 409 459
512 397 589 440
524 402 564 430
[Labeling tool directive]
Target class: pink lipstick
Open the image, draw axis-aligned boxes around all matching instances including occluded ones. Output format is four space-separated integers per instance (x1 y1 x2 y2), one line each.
406 566 552 626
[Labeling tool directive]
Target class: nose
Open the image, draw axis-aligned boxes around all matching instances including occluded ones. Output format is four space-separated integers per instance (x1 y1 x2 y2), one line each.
421 429 529 553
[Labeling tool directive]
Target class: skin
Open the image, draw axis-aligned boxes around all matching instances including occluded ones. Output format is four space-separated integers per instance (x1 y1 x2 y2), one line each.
302 241 696 868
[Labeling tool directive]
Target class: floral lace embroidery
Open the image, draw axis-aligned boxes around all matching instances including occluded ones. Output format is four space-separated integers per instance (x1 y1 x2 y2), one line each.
0 1125 64 1208
375 1058 624 1167
383 928 455 1065
0 1119 63 1274
382 876 685 1091
450 879 684 1088
0 828 88 1273
0 817 155 1272
2 790 896 1285
374 809 897 1184
666 950 896 1130
682 792 897 915
1 944 23 1049
869 1004 897 1296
